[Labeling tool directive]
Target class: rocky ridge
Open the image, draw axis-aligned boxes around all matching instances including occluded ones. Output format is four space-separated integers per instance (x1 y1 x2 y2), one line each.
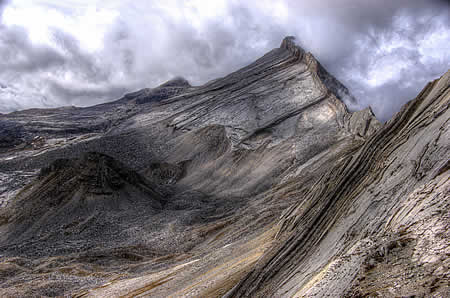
0 37 448 297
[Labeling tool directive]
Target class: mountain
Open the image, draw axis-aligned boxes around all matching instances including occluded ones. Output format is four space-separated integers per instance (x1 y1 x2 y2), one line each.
0 152 165 255
0 37 448 297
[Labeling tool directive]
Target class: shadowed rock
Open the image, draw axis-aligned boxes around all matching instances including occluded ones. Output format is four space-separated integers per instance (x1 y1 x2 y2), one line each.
0 152 165 255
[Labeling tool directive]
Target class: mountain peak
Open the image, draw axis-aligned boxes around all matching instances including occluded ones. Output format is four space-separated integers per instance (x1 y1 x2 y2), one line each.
280 36 357 105
280 36 305 58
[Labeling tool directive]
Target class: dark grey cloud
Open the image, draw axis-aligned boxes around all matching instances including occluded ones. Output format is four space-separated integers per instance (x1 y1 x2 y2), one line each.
0 0 448 122
0 26 65 72
0 0 7 14
48 80 128 104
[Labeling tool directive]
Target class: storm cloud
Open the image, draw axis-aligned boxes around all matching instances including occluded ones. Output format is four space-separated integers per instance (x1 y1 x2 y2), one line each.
0 0 448 121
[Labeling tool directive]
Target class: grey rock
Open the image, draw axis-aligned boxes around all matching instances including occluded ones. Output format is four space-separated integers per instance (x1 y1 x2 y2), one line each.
227 69 450 298
0 37 447 297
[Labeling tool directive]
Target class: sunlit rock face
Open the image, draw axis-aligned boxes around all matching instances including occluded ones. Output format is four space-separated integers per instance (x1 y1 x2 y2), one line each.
0 37 448 297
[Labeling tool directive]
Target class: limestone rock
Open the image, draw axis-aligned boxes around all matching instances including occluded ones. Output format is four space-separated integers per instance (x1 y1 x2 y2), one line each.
0 37 448 297
227 69 450 298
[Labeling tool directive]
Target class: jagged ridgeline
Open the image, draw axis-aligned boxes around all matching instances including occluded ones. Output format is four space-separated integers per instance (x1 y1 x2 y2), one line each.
0 37 448 297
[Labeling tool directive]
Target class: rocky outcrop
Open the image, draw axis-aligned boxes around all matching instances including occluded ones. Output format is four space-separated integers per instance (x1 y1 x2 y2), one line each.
0 37 447 297
345 106 382 138
0 152 166 256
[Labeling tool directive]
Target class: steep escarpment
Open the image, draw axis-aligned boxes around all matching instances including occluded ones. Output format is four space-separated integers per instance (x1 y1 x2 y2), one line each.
0 37 447 297
228 69 450 297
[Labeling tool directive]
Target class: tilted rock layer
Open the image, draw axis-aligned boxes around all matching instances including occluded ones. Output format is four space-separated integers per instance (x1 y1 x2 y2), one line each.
0 37 448 297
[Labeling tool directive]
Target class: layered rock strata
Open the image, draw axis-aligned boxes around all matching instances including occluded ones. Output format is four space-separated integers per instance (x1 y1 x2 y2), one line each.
0 37 447 297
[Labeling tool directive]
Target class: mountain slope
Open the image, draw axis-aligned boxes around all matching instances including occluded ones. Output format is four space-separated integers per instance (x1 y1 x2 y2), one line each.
0 37 448 297
0 152 165 254
228 68 450 297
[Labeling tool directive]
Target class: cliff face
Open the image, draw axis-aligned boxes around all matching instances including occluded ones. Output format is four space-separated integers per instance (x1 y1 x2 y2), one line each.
0 37 448 297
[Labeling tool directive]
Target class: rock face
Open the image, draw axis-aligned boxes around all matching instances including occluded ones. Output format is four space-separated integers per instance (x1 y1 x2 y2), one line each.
228 69 450 298
0 37 448 297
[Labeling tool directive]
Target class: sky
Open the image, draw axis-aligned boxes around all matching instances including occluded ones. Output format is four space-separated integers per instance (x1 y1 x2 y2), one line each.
0 0 448 121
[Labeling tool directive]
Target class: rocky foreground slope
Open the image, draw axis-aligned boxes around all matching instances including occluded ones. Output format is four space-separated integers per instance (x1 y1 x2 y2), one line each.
0 37 448 297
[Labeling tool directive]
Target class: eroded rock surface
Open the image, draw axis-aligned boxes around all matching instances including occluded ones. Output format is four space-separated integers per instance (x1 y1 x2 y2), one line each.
0 37 448 297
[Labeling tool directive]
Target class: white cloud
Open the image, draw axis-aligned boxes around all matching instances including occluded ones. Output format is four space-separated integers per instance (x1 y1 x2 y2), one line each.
3 0 118 51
